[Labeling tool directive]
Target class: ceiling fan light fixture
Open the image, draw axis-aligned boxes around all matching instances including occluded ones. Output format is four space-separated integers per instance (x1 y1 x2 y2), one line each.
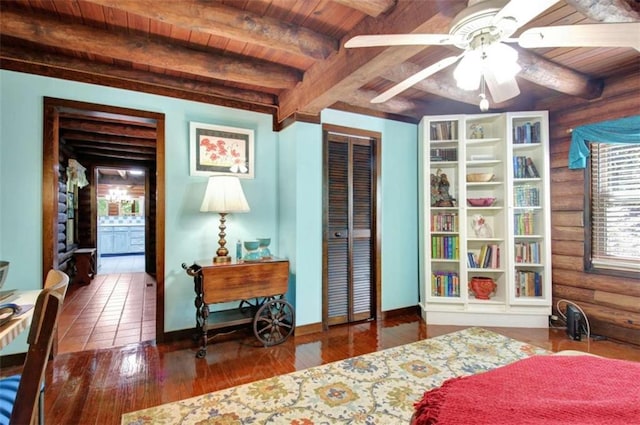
491 60 521 84
479 93 490 112
453 50 482 90
484 42 520 82
479 74 490 112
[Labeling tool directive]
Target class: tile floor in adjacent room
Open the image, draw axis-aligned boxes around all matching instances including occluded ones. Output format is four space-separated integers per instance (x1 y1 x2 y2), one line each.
57 255 156 354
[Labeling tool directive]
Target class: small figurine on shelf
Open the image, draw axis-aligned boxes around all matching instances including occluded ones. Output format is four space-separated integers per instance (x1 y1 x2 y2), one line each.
469 124 484 139
471 214 493 238
430 169 456 207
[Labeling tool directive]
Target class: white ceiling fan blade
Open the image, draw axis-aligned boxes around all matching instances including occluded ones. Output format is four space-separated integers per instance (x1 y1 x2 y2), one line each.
484 70 520 103
518 23 640 51
345 34 460 48
492 0 560 34
371 55 462 103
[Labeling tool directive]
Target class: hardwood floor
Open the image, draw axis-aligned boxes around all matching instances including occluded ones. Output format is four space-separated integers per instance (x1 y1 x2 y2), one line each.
2 312 639 424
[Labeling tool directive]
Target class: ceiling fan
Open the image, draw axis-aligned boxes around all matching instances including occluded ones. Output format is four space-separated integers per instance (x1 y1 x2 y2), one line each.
345 0 640 110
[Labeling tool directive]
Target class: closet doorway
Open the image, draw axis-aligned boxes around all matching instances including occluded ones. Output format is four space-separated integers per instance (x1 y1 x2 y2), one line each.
322 124 381 329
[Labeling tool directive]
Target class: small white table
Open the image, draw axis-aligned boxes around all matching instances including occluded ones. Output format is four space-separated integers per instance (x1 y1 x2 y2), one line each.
0 290 39 350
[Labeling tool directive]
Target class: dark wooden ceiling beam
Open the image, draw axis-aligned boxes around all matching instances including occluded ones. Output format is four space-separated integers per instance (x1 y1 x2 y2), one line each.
516 47 603 99
276 0 468 122
566 0 640 21
59 118 157 139
86 0 337 61
0 9 300 90
66 142 155 155
97 175 145 185
1 54 278 122
60 131 157 148
0 44 276 107
331 0 396 17
78 151 153 161
59 111 157 128
339 88 430 115
339 88 482 116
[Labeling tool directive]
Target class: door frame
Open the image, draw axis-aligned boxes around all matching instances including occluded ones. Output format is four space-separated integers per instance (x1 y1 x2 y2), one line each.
321 123 382 329
42 97 166 342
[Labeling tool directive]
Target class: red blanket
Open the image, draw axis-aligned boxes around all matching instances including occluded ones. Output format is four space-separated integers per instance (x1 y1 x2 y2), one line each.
413 355 640 425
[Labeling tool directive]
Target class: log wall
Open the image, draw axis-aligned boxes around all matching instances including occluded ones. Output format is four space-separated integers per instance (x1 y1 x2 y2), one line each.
536 76 640 345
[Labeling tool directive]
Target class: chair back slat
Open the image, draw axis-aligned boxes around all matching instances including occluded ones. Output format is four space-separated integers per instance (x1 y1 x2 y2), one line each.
9 271 69 425
28 271 68 346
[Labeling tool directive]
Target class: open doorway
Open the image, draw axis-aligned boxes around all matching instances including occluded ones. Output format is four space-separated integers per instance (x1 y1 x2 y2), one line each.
42 97 166 354
96 167 146 274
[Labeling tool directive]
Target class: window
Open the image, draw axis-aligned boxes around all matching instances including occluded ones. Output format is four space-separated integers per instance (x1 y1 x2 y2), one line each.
588 142 640 275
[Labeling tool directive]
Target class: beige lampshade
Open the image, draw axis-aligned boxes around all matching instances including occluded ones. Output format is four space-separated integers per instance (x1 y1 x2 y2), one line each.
200 176 250 213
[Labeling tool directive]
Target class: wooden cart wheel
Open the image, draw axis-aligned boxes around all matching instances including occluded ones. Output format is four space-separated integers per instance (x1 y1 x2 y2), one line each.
253 298 295 347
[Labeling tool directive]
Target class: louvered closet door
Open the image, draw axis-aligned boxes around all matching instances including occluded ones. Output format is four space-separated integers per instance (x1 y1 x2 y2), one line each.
325 132 374 327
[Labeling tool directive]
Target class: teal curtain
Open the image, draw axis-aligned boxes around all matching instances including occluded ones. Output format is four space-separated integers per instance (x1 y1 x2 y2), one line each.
568 115 640 169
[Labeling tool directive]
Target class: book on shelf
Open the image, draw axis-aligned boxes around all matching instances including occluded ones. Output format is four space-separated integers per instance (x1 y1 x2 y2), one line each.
481 245 491 268
431 212 458 232
513 156 540 178
490 243 499 269
430 121 457 141
515 241 541 263
514 212 535 235
514 185 540 207
526 157 540 177
513 121 541 144
430 147 458 162
467 244 500 269
515 270 543 297
431 235 459 259
431 271 459 297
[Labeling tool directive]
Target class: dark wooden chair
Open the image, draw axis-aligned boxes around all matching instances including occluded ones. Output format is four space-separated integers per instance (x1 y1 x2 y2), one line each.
0 270 69 425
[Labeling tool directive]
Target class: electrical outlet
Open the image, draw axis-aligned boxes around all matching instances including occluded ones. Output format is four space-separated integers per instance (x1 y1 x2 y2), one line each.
566 305 582 341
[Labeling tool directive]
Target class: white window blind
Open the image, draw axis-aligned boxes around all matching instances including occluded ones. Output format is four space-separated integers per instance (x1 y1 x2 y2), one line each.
590 142 640 272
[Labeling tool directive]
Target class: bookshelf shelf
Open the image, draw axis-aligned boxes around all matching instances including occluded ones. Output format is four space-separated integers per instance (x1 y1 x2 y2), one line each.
467 268 504 272
466 181 503 187
466 137 502 145
418 111 551 328
466 160 502 166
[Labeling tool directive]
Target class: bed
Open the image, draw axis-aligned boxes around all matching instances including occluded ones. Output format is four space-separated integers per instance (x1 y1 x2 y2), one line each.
411 351 640 424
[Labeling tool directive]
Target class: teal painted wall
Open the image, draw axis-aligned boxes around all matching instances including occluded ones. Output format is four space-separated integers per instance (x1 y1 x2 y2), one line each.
0 70 418 354
321 110 419 310
0 70 279 354
278 122 324 326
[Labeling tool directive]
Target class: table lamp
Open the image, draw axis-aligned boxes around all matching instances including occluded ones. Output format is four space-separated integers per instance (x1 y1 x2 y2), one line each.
200 176 250 263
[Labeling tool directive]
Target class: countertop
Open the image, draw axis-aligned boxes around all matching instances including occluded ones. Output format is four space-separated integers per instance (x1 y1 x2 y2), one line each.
98 223 145 227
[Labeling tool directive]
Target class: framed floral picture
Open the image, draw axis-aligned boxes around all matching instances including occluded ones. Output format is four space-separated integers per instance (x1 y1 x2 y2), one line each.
189 122 255 178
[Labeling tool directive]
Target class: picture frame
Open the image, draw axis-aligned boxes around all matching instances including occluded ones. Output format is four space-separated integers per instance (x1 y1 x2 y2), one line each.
189 122 255 178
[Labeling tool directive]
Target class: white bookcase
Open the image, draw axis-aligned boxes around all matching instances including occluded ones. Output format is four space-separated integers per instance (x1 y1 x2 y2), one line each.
418 111 551 327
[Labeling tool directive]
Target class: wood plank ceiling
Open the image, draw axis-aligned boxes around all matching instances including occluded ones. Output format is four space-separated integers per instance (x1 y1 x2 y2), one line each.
1 0 638 161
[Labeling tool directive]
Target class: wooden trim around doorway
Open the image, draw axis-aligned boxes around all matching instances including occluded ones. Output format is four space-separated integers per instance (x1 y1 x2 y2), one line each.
42 97 166 343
